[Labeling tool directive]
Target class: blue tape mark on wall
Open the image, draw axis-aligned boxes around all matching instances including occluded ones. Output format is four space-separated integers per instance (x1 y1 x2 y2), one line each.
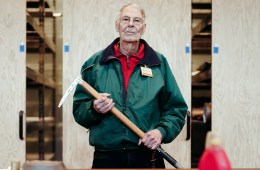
185 43 190 54
213 46 219 54
64 44 69 52
213 43 219 54
185 46 190 54
19 43 24 52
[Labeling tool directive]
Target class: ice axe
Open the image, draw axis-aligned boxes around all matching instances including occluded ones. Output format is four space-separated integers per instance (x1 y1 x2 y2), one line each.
58 76 184 169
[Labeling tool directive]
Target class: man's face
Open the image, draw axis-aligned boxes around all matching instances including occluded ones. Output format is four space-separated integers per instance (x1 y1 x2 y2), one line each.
115 6 146 43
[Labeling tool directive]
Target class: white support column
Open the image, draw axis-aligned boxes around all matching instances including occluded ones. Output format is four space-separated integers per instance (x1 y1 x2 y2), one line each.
212 0 260 168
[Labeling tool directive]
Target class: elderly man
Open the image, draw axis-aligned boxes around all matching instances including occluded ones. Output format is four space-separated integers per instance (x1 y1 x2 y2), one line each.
73 3 187 168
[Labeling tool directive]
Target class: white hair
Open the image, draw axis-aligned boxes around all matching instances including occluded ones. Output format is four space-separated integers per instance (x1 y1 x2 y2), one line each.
117 3 146 21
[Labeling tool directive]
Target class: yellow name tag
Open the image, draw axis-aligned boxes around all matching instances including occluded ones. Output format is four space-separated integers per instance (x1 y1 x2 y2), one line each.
141 66 153 77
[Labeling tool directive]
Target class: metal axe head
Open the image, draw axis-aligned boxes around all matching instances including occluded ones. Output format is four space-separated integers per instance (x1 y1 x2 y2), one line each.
58 76 83 108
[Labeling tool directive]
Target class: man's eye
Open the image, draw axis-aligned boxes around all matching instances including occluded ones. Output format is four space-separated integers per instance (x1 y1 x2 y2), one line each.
123 18 130 21
134 19 141 23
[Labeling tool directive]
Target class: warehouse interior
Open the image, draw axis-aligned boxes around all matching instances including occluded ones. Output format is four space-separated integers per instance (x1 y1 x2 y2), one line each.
25 0 211 167
1 0 259 169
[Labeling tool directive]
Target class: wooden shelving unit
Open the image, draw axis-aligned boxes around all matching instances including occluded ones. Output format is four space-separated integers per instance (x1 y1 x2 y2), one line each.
26 0 57 161
191 0 212 168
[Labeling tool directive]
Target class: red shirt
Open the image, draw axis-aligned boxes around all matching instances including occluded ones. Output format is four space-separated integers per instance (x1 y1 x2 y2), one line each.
114 43 144 90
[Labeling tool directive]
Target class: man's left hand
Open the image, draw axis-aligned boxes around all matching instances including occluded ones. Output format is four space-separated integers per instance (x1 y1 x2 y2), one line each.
138 129 162 150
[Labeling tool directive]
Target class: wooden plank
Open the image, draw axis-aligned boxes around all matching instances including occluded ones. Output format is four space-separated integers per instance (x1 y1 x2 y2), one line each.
26 67 56 89
192 9 211 19
192 16 211 37
0 0 26 168
26 11 56 53
26 116 54 123
212 0 260 168
27 8 53 17
26 117 55 131
63 0 191 168
26 153 55 160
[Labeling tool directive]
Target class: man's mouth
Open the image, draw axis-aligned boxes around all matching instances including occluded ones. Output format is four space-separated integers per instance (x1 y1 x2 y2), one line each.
125 31 135 35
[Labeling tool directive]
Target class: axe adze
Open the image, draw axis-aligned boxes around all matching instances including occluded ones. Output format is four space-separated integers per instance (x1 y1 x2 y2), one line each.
58 76 184 169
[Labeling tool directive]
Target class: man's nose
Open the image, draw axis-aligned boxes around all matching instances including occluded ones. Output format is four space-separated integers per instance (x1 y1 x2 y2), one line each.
128 19 135 26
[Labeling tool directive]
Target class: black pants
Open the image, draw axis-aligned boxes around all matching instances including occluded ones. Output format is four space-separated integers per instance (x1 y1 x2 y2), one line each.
92 148 165 168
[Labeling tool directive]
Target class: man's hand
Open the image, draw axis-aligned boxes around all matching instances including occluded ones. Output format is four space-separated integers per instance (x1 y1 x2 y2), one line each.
138 129 162 150
93 93 114 114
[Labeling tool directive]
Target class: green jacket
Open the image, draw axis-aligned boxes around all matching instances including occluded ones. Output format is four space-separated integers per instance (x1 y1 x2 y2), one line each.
73 38 187 151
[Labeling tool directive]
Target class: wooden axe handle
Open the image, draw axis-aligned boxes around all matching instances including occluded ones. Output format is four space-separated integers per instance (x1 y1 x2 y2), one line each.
81 80 145 138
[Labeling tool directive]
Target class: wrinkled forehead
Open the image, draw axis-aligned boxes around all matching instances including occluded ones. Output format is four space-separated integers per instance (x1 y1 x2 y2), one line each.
119 4 145 19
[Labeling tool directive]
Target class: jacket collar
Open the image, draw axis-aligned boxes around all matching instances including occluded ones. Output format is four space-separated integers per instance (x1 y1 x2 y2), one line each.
100 38 161 66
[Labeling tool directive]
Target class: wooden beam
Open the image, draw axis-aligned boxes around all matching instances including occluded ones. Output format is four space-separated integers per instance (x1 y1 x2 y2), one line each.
192 9 211 19
26 11 56 53
26 67 56 89
27 8 53 17
192 15 211 38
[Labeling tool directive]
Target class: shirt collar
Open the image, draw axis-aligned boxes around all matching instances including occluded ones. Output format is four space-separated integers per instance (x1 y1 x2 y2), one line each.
100 38 161 66
113 43 144 60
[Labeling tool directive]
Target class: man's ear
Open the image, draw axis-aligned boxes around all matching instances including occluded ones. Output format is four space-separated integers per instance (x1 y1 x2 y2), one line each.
115 20 119 32
141 23 146 35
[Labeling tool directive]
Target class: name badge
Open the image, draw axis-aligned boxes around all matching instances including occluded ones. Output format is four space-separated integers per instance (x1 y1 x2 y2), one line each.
141 66 153 77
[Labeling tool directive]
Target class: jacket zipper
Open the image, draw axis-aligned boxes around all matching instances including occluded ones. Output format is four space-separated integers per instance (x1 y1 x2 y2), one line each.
126 56 130 69
122 66 127 150
113 58 127 149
